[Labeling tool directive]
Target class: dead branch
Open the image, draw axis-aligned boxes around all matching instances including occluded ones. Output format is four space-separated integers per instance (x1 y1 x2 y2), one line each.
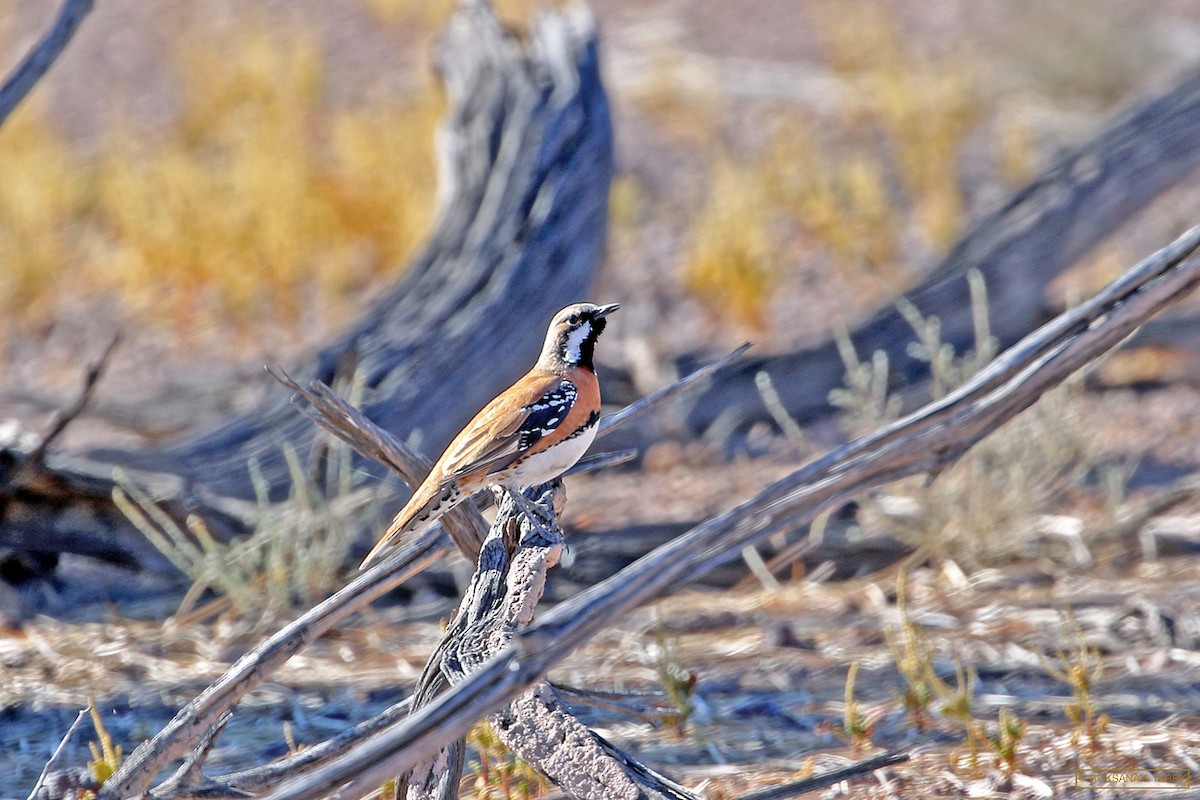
492 683 700 800
92 341 743 800
149 714 249 800
24 709 88 800
402 487 565 799
15 334 118 478
221 700 415 795
737 752 910 800
0 334 125 578
255 227 1200 800
0 0 93 128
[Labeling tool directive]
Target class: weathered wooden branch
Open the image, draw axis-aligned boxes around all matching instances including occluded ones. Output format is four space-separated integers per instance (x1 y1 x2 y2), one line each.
253 227 1200 800
0 0 93 127
24 709 88 800
682 64 1200 435
91 342 744 799
403 487 565 800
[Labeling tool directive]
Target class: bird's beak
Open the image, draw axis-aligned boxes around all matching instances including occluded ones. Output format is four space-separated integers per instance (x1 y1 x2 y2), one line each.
595 303 620 317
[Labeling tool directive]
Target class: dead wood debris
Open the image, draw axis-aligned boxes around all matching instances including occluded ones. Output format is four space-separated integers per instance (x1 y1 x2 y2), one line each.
243 227 1200 800
71 224 1200 799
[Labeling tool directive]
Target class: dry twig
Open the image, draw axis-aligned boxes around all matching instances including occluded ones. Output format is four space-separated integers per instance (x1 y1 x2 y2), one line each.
24 709 88 800
738 752 910 800
24 334 119 469
0 0 94 127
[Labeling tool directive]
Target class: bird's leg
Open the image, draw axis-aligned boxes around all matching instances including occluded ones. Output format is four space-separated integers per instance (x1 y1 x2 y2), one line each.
506 487 556 529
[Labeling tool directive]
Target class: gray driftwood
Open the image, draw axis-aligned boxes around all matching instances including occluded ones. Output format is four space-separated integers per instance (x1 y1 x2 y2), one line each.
401 485 702 800
680 64 1200 436
82 228 1200 800
0 0 612 577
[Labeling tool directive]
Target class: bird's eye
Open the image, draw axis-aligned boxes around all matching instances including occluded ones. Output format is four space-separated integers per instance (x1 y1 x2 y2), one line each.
567 314 580 325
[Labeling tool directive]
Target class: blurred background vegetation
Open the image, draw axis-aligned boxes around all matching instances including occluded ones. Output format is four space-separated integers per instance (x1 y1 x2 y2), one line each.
3 0 1191 359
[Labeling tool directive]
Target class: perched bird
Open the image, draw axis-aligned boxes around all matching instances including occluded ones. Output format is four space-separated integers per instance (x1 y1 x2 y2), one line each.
360 301 619 569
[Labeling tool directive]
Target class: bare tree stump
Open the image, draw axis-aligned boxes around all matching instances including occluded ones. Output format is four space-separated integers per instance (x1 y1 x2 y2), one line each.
0 0 613 577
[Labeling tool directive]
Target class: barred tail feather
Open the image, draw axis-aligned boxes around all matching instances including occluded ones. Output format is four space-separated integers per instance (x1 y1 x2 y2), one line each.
359 481 452 570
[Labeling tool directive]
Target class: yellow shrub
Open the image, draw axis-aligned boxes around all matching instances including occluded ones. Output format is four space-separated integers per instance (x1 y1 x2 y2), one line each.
0 20 441 339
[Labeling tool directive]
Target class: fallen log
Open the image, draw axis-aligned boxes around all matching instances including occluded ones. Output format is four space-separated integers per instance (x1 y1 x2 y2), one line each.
681 64 1200 436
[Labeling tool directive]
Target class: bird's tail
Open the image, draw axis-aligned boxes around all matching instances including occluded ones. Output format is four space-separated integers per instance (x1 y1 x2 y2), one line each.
359 481 455 570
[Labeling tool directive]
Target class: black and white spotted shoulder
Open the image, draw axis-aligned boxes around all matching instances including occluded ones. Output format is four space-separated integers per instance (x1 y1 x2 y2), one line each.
516 380 577 449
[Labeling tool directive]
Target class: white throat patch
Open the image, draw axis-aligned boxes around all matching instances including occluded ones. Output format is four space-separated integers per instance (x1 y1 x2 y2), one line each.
563 321 591 363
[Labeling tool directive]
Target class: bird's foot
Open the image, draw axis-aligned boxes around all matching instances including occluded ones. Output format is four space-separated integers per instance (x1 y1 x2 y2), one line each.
507 487 557 529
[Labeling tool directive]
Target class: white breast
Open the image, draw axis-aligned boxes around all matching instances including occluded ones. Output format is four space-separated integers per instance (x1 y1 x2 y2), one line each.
507 423 598 487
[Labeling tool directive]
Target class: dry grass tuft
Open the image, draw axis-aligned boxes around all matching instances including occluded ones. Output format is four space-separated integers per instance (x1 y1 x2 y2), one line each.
467 722 550 800
113 378 381 629
678 1 981 327
682 155 778 329
834 274 1099 568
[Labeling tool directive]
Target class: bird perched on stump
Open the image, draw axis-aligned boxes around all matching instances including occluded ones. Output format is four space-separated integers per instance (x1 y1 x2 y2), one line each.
360 302 619 569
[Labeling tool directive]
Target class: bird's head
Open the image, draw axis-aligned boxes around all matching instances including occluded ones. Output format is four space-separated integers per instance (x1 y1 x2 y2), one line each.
538 302 619 370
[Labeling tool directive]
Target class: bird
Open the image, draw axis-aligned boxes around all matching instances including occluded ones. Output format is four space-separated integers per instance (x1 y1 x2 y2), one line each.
359 301 619 570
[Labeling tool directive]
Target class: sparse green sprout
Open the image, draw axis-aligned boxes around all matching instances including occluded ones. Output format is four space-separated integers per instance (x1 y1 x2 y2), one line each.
1039 608 1108 749
885 575 936 732
840 660 875 751
829 325 901 436
654 616 697 734
85 700 124 793
926 656 994 774
467 722 549 800
991 706 1027 774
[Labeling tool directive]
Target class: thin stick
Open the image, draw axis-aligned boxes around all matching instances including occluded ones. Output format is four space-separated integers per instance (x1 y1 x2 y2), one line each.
738 751 910 800
0 0 94 128
24 709 88 800
26 334 119 467
597 343 752 438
